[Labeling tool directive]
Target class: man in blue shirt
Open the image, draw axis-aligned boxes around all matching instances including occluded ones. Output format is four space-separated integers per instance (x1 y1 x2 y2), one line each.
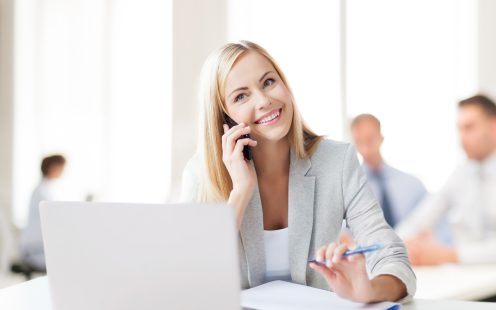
20 155 66 271
351 114 427 229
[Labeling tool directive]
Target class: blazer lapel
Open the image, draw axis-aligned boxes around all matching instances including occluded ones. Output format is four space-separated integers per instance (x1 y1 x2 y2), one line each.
288 149 316 285
239 182 265 287
238 149 316 287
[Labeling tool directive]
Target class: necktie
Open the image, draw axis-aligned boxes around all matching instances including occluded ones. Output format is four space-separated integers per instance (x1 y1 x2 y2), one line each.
376 171 396 228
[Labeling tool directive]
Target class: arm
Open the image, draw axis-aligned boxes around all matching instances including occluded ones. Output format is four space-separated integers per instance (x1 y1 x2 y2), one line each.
395 191 450 240
310 145 415 303
180 157 254 229
228 187 255 229
180 124 257 230
341 145 415 302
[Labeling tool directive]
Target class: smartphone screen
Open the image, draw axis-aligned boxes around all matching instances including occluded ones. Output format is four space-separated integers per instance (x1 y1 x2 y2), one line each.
223 114 252 161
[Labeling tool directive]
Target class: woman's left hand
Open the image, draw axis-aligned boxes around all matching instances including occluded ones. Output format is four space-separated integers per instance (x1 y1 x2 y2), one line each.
309 242 376 303
309 241 407 303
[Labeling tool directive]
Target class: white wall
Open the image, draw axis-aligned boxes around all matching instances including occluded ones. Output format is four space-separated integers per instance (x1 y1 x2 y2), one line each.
0 0 14 220
478 0 496 99
0 0 15 273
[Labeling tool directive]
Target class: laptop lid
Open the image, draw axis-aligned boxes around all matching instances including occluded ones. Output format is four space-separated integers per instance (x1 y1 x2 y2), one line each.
40 201 240 310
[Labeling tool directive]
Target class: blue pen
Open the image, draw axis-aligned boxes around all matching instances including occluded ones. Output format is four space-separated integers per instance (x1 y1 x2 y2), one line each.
308 244 384 265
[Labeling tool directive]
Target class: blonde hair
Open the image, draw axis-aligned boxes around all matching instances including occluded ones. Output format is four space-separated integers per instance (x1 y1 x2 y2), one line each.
197 40 323 202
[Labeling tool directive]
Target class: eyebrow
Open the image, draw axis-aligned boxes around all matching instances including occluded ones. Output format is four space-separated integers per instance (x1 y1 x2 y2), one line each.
228 71 275 99
259 71 274 82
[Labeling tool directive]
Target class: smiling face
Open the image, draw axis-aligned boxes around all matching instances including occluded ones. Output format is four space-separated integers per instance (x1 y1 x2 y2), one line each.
223 51 293 143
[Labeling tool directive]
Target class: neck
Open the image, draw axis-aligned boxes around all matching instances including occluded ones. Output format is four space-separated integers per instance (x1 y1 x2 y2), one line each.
252 138 290 178
478 149 496 163
366 154 383 172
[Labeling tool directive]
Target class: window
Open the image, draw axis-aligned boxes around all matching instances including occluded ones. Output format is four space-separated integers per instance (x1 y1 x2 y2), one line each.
13 0 172 226
346 0 477 190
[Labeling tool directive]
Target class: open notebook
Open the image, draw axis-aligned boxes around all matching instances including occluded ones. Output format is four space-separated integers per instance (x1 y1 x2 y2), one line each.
241 281 400 310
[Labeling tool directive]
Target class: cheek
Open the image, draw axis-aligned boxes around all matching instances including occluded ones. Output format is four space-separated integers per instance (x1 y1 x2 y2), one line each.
270 84 292 105
227 105 252 125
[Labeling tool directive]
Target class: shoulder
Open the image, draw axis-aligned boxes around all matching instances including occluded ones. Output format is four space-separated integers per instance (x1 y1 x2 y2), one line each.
385 164 426 190
36 181 53 200
183 155 200 176
307 139 358 176
309 139 353 164
182 155 202 187
181 155 202 200
440 161 473 190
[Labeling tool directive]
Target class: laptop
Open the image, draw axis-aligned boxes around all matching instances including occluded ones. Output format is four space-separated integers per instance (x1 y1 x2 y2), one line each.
40 201 241 310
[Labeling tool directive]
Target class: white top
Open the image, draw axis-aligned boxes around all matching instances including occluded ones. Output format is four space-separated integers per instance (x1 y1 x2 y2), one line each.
263 227 291 282
397 152 496 264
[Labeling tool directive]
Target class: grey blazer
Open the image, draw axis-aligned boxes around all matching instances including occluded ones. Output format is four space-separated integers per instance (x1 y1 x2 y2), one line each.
181 140 416 302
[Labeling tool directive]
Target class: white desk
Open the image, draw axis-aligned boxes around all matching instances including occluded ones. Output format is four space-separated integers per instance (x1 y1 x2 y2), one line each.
0 277 494 310
414 264 496 300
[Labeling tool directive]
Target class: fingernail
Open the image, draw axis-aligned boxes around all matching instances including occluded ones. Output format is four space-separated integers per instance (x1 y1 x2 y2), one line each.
332 256 339 264
316 255 323 263
325 259 332 268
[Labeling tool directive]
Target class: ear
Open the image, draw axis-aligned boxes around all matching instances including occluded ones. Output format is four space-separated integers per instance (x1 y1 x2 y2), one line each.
490 117 496 129
490 118 496 140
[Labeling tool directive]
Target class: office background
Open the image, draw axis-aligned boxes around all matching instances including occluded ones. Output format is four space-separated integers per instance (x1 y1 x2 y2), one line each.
0 0 496 265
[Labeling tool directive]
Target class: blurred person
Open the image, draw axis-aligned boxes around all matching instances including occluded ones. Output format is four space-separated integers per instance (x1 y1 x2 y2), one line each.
20 155 66 271
397 95 496 265
350 114 427 229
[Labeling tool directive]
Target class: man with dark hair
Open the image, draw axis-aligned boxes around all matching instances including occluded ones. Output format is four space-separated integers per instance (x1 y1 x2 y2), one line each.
351 114 427 229
397 94 496 265
41 155 66 178
20 154 66 271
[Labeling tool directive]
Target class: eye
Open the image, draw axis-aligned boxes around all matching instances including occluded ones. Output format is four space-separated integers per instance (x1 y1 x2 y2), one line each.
263 78 275 88
234 93 248 103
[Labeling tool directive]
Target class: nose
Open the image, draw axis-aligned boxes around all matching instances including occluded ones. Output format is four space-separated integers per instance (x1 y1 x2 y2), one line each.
254 90 271 110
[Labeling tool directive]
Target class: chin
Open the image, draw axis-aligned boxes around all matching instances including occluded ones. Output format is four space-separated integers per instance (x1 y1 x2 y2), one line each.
258 126 291 143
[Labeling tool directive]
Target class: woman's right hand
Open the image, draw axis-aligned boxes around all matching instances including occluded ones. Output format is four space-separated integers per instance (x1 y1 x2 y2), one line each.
222 123 257 192
222 123 258 229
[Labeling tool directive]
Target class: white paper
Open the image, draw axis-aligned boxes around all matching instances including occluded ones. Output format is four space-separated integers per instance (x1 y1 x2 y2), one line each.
241 281 400 310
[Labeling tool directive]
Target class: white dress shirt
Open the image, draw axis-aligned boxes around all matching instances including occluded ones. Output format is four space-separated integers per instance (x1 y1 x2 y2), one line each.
397 153 496 264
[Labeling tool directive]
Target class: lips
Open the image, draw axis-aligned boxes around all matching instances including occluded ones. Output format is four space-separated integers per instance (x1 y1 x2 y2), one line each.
255 108 282 125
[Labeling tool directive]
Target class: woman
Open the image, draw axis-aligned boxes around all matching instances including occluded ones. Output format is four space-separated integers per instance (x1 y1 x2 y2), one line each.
181 41 415 303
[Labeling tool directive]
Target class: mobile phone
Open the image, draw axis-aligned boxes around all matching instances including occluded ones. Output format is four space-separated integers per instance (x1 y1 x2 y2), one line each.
223 113 252 161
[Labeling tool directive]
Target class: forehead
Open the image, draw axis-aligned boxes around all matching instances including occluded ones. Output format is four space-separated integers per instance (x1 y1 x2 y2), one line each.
458 105 488 123
224 51 275 92
353 118 381 134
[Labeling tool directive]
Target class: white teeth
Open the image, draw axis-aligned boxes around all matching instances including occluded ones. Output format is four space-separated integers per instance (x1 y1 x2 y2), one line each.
257 110 280 124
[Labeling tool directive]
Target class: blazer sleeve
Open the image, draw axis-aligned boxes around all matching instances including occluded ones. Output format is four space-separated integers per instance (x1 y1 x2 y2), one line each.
342 144 416 303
